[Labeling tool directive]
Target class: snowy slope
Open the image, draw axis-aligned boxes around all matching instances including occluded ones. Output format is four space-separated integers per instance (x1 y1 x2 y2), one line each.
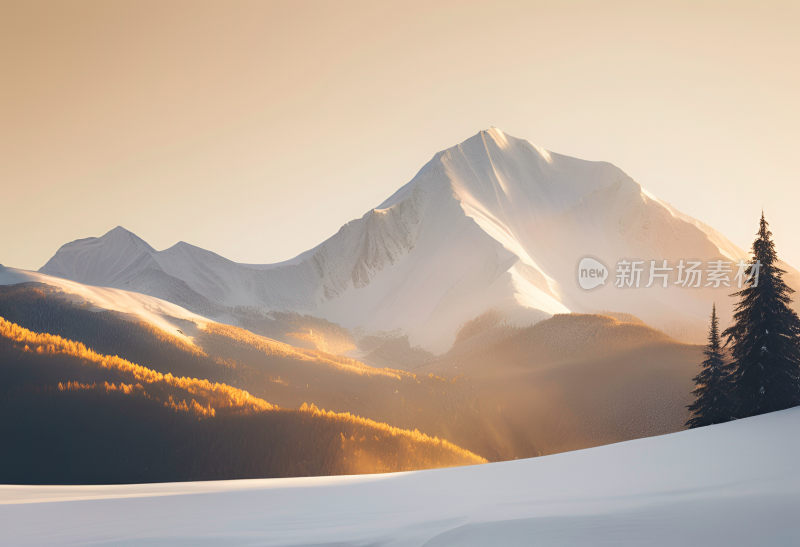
0 265 209 345
3 407 800 546
40 128 791 351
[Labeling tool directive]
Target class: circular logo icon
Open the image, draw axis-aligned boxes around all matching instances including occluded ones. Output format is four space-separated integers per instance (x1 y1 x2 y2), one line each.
577 256 608 290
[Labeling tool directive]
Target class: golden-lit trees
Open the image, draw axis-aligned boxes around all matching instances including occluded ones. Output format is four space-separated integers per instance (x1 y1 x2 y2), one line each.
0 315 486 481
0 316 273 415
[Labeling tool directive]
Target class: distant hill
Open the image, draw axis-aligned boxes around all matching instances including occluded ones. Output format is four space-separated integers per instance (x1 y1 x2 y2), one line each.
0 315 484 484
422 313 703 456
0 281 705 467
0 282 491 458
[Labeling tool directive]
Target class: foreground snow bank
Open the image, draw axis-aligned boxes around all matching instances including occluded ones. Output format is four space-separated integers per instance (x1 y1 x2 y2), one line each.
3 408 800 546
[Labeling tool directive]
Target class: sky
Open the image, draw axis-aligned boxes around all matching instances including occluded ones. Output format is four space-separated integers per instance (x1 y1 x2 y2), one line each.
2 0 800 270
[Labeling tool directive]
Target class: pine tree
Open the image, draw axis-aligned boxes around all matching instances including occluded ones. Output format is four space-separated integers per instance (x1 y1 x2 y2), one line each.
724 212 800 418
687 304 736 428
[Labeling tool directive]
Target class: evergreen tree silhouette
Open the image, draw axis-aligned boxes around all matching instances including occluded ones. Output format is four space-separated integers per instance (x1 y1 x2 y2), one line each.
687 304 736 428
724 213 800 418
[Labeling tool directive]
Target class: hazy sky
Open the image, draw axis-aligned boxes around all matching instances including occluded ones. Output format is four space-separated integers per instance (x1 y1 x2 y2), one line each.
2 0 800 270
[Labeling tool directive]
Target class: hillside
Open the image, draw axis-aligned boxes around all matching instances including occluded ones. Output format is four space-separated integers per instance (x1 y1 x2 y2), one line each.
0 282 495 457
422 313 703 455
0 316 484 483
0 282 705 462
3 407 799 545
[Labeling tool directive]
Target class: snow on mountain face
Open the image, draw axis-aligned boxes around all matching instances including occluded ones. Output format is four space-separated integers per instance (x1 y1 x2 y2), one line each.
0 265 209 345
39 128 781 352
42 226 157 287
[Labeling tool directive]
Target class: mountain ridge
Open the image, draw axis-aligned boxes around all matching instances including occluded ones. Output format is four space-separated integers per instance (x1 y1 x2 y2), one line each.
39 128 790 352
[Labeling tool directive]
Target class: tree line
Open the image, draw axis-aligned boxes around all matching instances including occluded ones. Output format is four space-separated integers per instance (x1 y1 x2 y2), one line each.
687 213 800 427
0 334 484 484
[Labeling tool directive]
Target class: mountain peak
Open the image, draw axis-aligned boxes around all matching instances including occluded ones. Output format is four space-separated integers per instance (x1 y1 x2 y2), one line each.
98 226 154 252
162 240 230 260
101 225 138 240
456 127 552 166
106 225 133 235
479 126 507 139
466 127 511 149
166 240 193 251
40 225 156 285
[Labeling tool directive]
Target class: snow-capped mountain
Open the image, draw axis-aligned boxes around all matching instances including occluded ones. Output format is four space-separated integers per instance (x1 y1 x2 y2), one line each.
40 128 791 352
